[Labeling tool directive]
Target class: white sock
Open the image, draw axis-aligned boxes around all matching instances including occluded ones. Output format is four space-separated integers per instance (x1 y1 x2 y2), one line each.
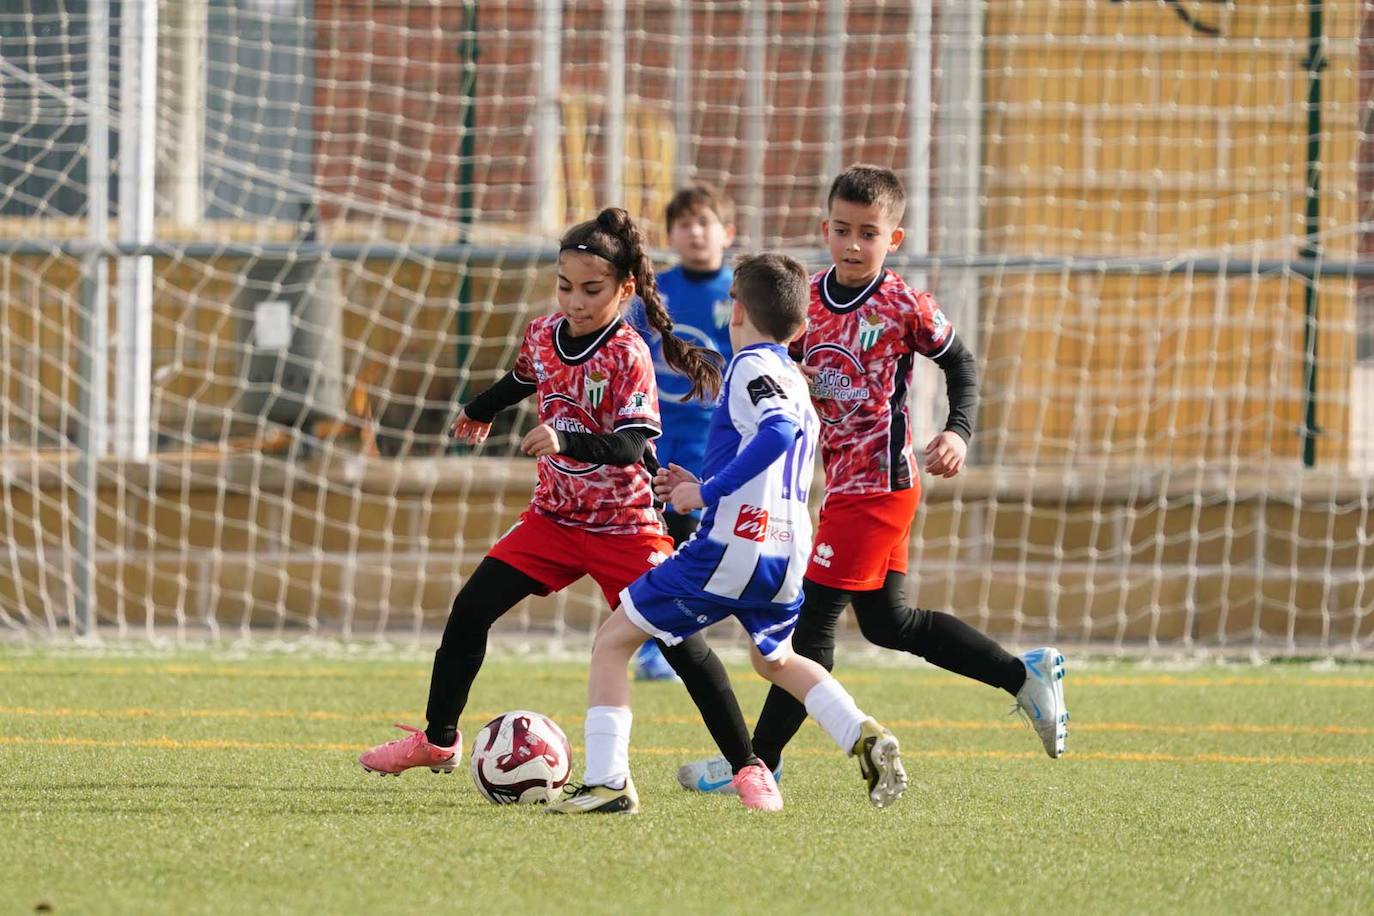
582 705 632 788
804 677 866 754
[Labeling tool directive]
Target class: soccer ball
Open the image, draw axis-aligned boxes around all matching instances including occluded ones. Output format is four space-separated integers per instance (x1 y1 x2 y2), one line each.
470 710 572 805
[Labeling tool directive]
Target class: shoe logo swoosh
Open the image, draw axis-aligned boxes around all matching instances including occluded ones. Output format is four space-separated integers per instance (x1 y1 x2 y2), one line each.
1030 699 1042 720
697 775 733 792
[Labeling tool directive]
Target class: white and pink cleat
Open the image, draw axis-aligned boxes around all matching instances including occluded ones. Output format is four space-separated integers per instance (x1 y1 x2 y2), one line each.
732 762 784 812
359 724 462 776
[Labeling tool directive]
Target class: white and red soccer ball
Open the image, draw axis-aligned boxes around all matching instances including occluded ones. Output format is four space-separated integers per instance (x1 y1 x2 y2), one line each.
470 710 572 805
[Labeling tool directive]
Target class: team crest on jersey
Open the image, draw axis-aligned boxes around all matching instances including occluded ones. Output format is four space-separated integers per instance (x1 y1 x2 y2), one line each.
930 308 948 337
713 298 733 329
585 369 609 408
531 357 548 382
857 313 884 351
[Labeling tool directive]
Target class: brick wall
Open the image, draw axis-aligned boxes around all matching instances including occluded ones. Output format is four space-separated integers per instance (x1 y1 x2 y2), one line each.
309 1 928 245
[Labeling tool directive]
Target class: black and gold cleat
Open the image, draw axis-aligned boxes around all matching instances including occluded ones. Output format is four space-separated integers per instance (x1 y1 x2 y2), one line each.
851 718 907 809
545 778 640 815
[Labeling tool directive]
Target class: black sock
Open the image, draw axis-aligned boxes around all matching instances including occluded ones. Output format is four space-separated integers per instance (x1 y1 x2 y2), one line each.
659 634 759 773
750 579 849 771
426 724 459 748
852 572 1027 696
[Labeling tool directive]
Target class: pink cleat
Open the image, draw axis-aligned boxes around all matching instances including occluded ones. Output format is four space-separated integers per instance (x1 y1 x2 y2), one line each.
732 762 783 812
359 724 461 776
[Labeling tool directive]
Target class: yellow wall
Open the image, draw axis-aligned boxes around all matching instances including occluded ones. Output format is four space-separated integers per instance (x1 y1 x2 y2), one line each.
980 0 1360 466
0 244 551 447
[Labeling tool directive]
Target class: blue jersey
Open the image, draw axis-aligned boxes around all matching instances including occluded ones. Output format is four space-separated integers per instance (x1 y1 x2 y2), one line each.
630 265 734 437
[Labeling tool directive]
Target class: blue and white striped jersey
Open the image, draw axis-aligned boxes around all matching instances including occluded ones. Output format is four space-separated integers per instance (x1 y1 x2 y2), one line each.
674 342 819 608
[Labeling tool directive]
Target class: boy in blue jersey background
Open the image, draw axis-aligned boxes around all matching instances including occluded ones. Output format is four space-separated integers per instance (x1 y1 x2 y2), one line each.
630 184 737 680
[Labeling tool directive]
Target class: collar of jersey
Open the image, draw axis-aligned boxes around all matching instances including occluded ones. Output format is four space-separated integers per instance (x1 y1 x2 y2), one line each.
676 265 726 284
820 265 887 313
737 342 790 359
554 315 622 365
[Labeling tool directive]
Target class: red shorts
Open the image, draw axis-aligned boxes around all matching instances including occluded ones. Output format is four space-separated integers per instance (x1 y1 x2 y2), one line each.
807 487 921 591
487 510 674 608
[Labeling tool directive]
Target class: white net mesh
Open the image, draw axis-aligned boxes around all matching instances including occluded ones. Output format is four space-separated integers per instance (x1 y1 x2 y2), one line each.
0 0 1370 654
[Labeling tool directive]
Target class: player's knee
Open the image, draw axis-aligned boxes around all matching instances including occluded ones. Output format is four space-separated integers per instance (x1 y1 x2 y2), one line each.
855 611 905 650
788 632 834 669
437 605 496 649
807 648 836 671
662 636 707 667
592 611 645 658
791 619 836 654
750 647 790 678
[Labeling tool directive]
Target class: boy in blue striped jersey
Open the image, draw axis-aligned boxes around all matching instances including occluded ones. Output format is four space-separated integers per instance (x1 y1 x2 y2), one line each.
549 253 907 815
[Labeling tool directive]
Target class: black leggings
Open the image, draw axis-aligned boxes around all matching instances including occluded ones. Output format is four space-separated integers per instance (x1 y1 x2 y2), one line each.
424 556 757 772
749 571 1028 770
664 511 700 547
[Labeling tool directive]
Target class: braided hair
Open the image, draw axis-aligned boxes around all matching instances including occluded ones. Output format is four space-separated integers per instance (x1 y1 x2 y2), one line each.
560 207 723 402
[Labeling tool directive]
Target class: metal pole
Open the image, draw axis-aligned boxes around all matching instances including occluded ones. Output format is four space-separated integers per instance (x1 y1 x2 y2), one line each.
905 0 938 457
742 0 767 246
533 0 563 234
115 0 157 460
160 0 205 224
672 0 693 188
74 0 111 637
13 241 1374 280
455 1 478 411
906 0 932 271
935 0 984 459
821 0 844 189
604 0 625 206
935 5 983 353
1300 2 1326 468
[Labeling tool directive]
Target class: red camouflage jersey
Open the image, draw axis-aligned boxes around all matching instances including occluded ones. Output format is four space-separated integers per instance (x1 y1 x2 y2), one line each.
791 267 954 495
513 314 665 535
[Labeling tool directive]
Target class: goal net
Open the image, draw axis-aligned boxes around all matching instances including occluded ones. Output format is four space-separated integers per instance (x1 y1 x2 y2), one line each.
0 0 1370 655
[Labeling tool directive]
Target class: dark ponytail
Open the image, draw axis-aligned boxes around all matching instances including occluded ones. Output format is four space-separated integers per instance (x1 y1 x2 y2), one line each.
560 207 723 402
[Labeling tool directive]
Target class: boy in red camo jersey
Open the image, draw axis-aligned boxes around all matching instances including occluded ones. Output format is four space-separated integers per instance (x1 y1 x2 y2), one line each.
357 208 757 779
678 165 1069 793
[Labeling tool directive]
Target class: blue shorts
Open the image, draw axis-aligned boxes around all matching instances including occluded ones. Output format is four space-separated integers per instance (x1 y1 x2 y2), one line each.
619 557 800 662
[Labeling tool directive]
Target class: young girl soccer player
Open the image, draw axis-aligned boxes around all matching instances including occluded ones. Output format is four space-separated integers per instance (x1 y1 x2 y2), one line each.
547 253 907 815
357 208 750 776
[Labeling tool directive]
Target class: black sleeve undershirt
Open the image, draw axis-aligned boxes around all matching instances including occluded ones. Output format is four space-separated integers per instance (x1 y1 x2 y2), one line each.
557 427 652 466
462 370 537 423
463 367 652 466
931 335 978 444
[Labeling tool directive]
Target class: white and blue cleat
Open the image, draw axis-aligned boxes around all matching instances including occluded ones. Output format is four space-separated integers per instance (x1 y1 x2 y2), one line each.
1015 647 1069 758
677 755 784 795
633 640 681 682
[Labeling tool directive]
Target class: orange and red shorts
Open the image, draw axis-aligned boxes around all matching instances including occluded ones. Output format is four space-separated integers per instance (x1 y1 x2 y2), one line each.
806 486 921 591
487 509 674 608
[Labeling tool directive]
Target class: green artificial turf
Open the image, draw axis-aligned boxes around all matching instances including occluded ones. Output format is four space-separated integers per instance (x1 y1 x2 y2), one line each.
1 649 1371 915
